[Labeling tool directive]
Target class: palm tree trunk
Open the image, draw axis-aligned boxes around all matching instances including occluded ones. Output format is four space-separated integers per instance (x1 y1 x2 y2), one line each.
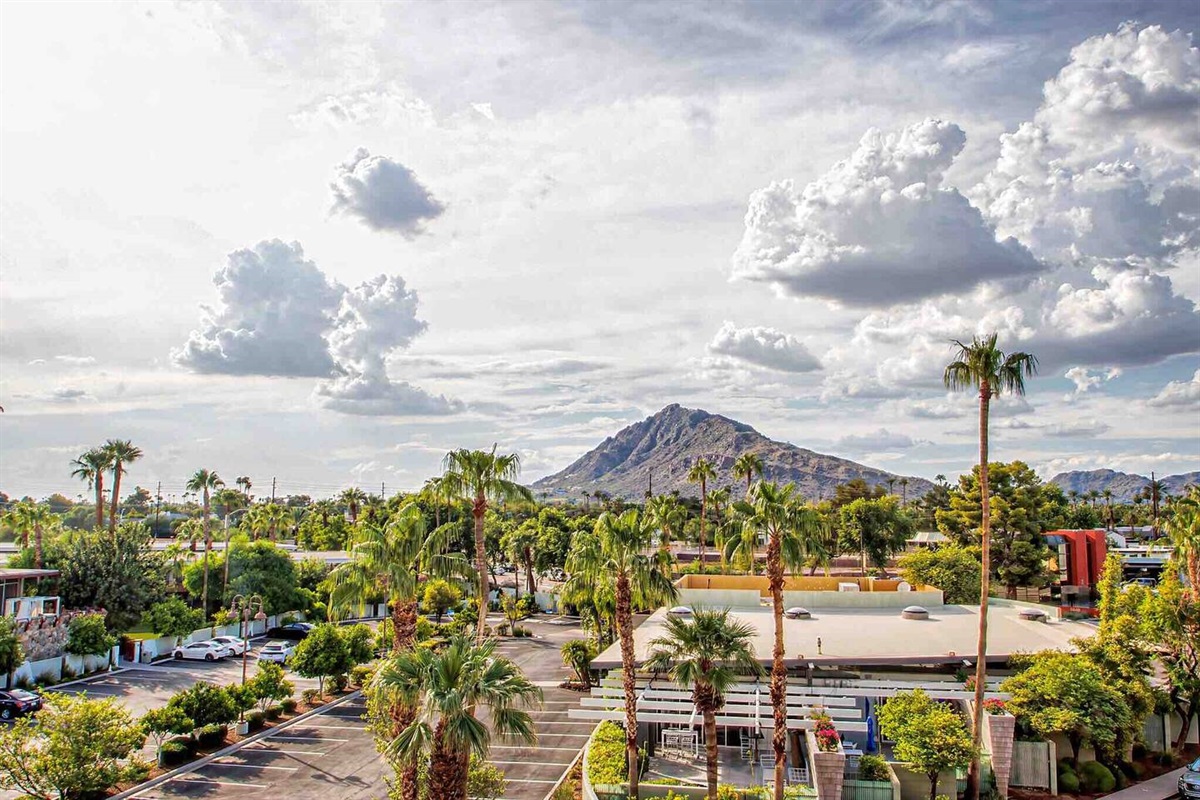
616 575 640 800
699 479 707 567
524 546 536 595
967 386 991 800
201 490 211 614
704 708 719 800
391 597 420 800
34 523 43 570
429 720 461 800
95 473 105 530
109 463 122 534
473 491 488 643
768 527 787 800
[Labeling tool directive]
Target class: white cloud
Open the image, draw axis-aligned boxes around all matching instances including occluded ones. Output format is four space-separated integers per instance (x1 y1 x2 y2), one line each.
1045 419 1111 438
732 118 1043 306
330 148 445 237
837 428 918 450
1148 369 1200 408
707 321 821 372
54 355 95 365
314 373 462 416
46 387 91 403
1064 365 1121 396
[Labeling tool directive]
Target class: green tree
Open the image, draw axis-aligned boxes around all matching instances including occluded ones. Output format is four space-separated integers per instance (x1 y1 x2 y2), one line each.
103 439 143 534
247 660 294 712
563 510 677 800
0 617 25 690
943 332 1038 800
290 623 351 696
646 494 686 552
440 447 533 642
501 520 540 596
687 457 717 564
141 705 193 762
831 478 887 509
645 608 763 800
226 540 301 614
344 623 376 665
877 689 976 800
560 639 597 690
1001 651 1130 765
1 501 57 569
371 635 541 800
70 447 113 530
897 545 981 604
1140 568 1200 749
422 578 463 623
185 468 224 615
166 682 239 728
57 523 165 631
732 452 764 496
340 487 368 525
64 614 116 657
0 693 148 798
837 495 915 575
144 597 206 645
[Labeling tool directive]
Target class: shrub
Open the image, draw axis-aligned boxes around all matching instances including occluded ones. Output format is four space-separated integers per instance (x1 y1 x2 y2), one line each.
1078 761 1115 793
245 709 265 732
330 673 349 693
158 738 193 767
167 682 239 728
496 622 511 637
516 595 538 616
1058 770 1080 793
265 704 282 721
64 614 116 657
195 722 228 749
415 616 436 642
281 697 298 713
982 698 1006 715
302 688 321 705
858 754 890 782
587 720 628 785
350 665 374 686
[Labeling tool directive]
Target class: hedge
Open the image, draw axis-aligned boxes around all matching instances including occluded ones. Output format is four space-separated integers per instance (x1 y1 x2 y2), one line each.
587 721 628 785
265 704 283 721
196 723 228 749
1078 762 1116 794
281 698 298 713
245 710 265 732
158 737 195 767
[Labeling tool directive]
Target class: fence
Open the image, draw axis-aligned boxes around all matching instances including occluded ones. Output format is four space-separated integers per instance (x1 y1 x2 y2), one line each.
1011 741 1054 791
842 779 894 800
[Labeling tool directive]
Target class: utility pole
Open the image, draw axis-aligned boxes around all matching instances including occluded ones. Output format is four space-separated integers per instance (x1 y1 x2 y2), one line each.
381 481 385 498
271 477 276 503
647 469 653 498
154 481 162 532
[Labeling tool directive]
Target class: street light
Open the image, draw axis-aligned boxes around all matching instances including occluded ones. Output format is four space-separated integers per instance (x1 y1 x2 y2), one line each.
229 593 266 730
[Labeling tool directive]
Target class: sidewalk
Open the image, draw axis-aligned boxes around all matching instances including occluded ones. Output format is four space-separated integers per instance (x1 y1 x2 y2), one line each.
1101 767 1186 800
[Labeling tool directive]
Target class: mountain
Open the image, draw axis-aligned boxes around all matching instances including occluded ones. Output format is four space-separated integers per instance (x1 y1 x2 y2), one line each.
1049 469 1200 502
532 404 935 501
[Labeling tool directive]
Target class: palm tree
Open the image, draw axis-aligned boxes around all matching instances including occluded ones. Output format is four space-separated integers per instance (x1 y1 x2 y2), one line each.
567 510 677 800
1102 489 1115 530
103 439 142 533
1144 473 1166 536
562 528 618 647
707 487 733 572
2 501 55 568
646 494 686 554
71 447 113 529
688 457 717 567
1068 489 1080 508
1165 490 1199 598
885 477 897 496
732 452 764 497
645 608 763 800
730 481 817 800
175 518 204 553
441 447 533 642
944 332 1037 800
186 468 225 613
235 475 253 500
372 636 542 800
340 487 368 525
900 477 910 506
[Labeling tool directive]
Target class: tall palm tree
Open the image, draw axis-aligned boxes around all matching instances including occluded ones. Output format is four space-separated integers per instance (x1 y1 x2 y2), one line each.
562 528 618 647
567 510 677 800
1165 490 1199 598
646 494 686 554
645 608 763 800
1144 473 1166 536
688 457 717 567
441 447 533 642
340 487 368 525
175 518 204 553
186 468 225 613
944 332 1037 800
707 487 733 572
71 447 113 530
103 439 142 533
900 477 910 506
235 475 253 500
2 501 55 568
732 452 764 497
1102 489 1115 530
730 481 817 800
372 636 542 800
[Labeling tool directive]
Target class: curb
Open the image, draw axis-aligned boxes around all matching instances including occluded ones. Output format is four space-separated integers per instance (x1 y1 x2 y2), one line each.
113 689 365 799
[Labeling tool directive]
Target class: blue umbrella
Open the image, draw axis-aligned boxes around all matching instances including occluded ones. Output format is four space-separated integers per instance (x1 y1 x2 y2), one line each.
865 699 877 753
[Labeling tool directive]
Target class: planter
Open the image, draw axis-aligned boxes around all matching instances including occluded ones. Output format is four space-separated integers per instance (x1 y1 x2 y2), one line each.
236 720 250 736
808 729 847 800
986 712 1016 799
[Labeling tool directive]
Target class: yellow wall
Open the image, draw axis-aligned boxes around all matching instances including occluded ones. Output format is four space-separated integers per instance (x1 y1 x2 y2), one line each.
675 574 934 593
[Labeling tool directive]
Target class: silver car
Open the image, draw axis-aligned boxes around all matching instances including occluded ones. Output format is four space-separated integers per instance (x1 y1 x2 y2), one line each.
1180 757 1200 800
257 640 295 665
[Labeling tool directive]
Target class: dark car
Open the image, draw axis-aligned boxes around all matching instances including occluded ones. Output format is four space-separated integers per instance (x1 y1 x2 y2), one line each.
1179 757 1200 800
264 622 314 641
0 689 43 721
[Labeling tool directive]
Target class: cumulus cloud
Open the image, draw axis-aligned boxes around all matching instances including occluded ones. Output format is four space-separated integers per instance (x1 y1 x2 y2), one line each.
54 355 96 365
836 428 918 450
707 321 821 372
1148 369 1200 408
47 387 91 403
1064 365 1121 397
330 148 445 237
1045 419 1112 438
732 118 1043 306
315 373 462 416
173 240 342 377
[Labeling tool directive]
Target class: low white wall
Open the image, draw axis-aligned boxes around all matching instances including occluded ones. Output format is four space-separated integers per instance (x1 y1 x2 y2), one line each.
783 590 944 609
677 588 762 607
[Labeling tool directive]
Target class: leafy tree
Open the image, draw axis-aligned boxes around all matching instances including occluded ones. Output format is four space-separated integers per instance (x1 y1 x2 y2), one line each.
831 478 886 509
141 705 193 761
297 509 352 550
64 613 117 657
560 639 597 690
877 689 976 800
290 623 351 696
1063 503 1103 530
344 623 376 665
247 660 294 712
123 486 153 514
226 540 301 614
185 468 224 614
103 439 143 533
58 523 166 631
440 447 534 641
501 520 540 595
897 545 981 604
1001 651 1130 765
645 608 763 800
646 494 686 552
295 557 331 593
532 508 572 573
0 617 25 688
144 597 206 645
1 501 57 569
838 496 915 575
71 447 113 530
166 682 239 728
422 578 463 623
1140 568 1200 749
0 693 148 798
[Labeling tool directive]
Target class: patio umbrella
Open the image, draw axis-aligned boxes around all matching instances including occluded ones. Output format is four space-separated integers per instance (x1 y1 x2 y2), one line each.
865 699 877 753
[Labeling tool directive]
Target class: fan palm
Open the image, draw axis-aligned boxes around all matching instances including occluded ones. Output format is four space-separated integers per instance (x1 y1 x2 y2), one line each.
645 608 763 800
688 457 717 566
71 447 113 530
729 481 818 800
103 439 142 533
340 487 368 525
566 509 676 800
646 494 686 554
707 487 733 572
175 518 204 553
371 635 542 800
186 468 225 613
1165 490 1199 598
732 452 764 497
2 501 56 569
440 447 533 642
944 332 1037 800
562 529 618 647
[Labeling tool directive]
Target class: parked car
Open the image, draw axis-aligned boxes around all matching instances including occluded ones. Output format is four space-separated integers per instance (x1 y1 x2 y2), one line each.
1180 757 1200 800
257 640 296 665
0 689 42 721
264 622 313 640
172 641 232 661
542 567 567 582
208 635 247 656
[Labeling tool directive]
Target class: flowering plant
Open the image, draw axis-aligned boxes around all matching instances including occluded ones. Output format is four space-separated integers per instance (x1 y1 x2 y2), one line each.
811 710 840 752
982 698 1007 715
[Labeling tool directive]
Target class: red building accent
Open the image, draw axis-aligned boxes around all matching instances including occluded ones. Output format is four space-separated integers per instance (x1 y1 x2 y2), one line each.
1045 529 1107 615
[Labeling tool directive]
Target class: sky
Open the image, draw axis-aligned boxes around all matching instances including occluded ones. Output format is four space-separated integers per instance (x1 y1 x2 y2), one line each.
1 0 1198 500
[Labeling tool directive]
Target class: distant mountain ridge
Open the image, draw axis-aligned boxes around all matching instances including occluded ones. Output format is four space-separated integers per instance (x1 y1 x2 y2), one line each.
532 404 934 501
1049 469 1200 502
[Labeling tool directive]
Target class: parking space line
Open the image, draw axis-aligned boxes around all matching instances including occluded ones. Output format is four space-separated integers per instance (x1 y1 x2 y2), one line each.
298 723 364 730
205 760 298 771
267 734 349 742
490 745 582 751
243 746 329 756
168 776 268 788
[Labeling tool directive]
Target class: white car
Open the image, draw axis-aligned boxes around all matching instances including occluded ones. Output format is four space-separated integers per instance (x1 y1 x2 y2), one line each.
257 641 295 665
173 641 232 661
208 636 248 656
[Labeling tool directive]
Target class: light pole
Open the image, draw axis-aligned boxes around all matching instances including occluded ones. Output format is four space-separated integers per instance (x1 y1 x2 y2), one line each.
229 593 266 730
222 508 251 596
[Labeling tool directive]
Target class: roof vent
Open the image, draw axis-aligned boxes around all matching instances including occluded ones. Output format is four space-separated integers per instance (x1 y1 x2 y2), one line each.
901 605 930 620
668 606 693 617
785 607 811 620
1018 608 1049 622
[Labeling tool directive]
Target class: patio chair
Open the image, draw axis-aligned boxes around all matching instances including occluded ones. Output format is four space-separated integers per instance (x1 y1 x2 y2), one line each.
789 767 810 785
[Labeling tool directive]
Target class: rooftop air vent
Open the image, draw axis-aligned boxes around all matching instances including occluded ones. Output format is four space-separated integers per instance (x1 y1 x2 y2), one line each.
785 607 811 620
1018 608 1049 622
668 606 693 617
901 605 930 620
